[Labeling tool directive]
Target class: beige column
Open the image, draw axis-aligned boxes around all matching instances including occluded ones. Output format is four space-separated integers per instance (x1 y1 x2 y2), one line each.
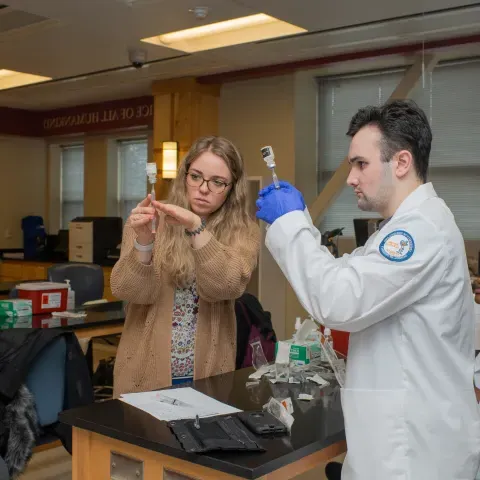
83 136 109 216
151 77 221 200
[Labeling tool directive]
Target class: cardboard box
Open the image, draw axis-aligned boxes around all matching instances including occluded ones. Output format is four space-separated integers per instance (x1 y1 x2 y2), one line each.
0 299 32 317
275 339 322 366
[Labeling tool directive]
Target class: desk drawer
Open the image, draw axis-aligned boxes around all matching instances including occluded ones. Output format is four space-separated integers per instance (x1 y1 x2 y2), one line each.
69 252 93 263
69 245 93 264
69 222 93 244
69 242 93 255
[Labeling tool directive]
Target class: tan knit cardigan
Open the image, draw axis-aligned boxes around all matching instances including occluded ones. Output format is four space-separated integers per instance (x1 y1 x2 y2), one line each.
110 219 260 397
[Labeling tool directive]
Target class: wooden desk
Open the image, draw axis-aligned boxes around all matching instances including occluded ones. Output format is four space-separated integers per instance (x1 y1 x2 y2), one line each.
61 369 346 479
0 259 117 301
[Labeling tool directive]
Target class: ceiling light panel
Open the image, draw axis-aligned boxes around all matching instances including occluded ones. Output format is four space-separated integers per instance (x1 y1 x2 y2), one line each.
141 13 307 52
0 69 51 90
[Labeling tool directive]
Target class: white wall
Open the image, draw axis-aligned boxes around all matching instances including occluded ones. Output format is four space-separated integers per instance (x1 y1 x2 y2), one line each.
219 75 296 340
0 135 47 248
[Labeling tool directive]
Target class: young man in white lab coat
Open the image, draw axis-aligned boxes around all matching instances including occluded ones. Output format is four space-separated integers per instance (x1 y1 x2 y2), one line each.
256 100 480 479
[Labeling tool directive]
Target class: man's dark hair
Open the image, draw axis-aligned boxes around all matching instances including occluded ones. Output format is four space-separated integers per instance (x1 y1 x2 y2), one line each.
346 99 432 183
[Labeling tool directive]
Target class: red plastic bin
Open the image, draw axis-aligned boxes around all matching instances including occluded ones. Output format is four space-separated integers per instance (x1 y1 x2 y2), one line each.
17 282 68 314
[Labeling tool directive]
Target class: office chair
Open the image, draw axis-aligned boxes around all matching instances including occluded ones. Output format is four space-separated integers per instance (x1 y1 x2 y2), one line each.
47 264 115 399
47 263 104 307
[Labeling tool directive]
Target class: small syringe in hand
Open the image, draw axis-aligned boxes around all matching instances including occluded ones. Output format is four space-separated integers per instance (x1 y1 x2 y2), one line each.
260 146 280 189
146 162 158 233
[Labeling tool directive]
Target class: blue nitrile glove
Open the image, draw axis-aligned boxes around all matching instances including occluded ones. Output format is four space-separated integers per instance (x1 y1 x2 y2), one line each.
256 181 306 224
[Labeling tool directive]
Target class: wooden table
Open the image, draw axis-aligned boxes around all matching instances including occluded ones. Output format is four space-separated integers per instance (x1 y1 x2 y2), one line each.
61 369 346 479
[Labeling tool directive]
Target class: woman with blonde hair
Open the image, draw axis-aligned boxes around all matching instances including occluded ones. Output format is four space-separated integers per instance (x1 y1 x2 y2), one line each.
111 136 260 396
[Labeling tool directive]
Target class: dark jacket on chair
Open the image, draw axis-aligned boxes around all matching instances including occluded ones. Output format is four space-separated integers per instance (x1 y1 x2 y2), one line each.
235 293 277 369
0 330 93 477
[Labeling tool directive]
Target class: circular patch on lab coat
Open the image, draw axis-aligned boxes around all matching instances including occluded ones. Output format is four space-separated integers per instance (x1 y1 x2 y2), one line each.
379 230 415 262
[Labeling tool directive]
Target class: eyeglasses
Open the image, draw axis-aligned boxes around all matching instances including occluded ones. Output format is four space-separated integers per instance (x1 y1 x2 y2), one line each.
185 172 232 194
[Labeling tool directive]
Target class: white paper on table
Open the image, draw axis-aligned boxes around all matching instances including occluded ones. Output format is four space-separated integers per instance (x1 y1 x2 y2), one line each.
120 387 241 422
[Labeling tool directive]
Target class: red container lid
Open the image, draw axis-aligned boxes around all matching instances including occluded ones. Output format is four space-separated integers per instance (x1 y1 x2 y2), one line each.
17 282 68 291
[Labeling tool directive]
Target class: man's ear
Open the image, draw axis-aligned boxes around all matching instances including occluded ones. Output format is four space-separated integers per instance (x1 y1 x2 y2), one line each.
395 150 414 179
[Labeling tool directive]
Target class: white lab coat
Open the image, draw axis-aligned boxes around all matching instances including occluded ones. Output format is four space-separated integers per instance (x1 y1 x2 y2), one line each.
266 183 480 479
475 354 480 390
476 354 480 480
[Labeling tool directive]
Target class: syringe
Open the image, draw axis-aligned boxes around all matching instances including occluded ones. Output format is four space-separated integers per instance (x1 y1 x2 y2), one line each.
260 146 280 189
146 162 158 233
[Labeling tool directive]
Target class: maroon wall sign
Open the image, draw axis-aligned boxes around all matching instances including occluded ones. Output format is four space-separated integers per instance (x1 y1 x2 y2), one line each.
40 96 154 136
0 95 154 137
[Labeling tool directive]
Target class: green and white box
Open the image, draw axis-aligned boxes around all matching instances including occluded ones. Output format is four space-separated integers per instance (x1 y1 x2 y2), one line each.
275 339 322 366
0 299 32 317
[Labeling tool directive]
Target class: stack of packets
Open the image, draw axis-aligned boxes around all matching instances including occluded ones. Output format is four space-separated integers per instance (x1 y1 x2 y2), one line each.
248 317 345 388
0 299 32 329
274 321 323 366
280 317 346 387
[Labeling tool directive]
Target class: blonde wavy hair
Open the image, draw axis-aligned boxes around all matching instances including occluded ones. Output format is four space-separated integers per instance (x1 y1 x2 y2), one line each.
158 136 254 287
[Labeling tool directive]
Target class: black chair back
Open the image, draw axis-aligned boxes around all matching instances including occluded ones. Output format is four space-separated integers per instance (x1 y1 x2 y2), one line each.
47 263 104 307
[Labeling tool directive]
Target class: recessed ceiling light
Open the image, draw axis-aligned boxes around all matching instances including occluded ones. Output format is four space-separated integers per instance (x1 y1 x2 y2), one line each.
0 69 51 90
141 13 307 53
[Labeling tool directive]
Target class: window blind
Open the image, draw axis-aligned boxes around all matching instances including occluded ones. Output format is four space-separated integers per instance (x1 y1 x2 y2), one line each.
118 139 148 223
317 59 480 239
61 145 84 229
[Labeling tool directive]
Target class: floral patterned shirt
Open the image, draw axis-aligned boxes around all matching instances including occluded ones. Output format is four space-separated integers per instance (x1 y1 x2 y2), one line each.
171 281 199 379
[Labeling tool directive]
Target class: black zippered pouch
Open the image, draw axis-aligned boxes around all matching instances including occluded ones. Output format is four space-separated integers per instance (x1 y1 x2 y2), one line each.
168 414 265 453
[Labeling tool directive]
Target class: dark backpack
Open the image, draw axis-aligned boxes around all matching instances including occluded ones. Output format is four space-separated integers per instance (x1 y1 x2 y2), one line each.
235 293 277 369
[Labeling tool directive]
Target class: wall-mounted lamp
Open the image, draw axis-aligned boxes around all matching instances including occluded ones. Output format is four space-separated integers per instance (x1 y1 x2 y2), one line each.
162 141 178 179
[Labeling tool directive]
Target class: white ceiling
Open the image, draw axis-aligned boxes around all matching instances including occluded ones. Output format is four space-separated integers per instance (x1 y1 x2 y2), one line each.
0 0 479 109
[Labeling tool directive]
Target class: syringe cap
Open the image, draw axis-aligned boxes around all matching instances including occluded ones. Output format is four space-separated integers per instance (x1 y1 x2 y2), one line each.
146 162 157 175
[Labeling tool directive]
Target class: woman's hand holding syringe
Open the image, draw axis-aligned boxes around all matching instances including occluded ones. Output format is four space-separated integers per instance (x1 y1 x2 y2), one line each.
129 195 159 264
129 195 159 241
150 185 157 233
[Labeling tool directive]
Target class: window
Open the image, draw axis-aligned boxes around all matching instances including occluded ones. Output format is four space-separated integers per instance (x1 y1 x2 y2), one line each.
317 59 480 240
61 145 84 229
118 138 148 223
317 69 405 236
413 60 480 240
